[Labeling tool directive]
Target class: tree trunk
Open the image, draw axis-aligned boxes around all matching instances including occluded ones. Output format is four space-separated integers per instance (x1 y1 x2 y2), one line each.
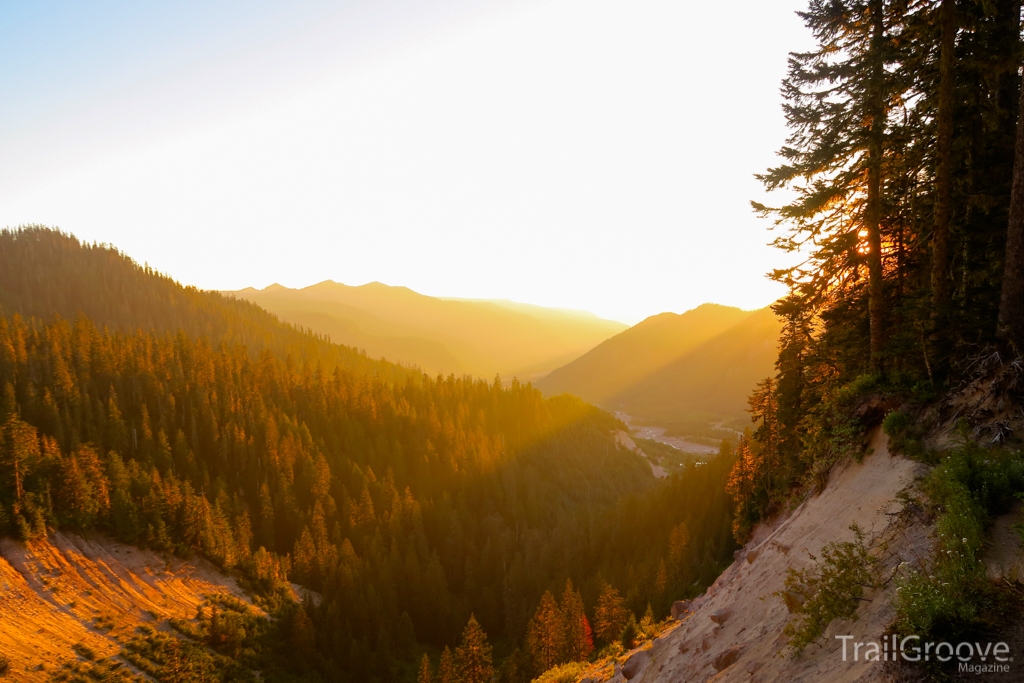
866 0 887 371
931 0 955 319
997 66 1024 354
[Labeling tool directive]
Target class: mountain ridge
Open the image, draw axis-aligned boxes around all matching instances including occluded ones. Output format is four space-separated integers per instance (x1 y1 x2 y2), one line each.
223 280 627 380
535 303 780 433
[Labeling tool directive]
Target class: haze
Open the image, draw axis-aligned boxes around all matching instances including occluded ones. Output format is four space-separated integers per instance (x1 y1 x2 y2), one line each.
1 0 809 324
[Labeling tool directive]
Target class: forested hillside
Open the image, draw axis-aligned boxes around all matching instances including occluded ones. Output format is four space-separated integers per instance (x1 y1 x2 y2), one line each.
0 228 404 382
536 304 779 436
0 227 738 682
225 281 625 380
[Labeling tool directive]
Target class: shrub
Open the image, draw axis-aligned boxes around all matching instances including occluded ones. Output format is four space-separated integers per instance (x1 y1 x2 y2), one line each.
532 661 587 683
0 654 9 676
776 524 877 654
891 444 1024 642
799 377 878 491
882 410 928 461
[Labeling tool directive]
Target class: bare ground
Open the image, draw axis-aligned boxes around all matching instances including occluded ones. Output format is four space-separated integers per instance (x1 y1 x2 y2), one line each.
0 531 254 681
603 430 934 683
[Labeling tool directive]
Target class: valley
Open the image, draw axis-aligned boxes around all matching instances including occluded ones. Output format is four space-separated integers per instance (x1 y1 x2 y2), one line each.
615 413 718 456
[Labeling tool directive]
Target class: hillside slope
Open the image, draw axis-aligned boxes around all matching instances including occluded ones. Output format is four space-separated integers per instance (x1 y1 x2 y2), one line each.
536 304 780 434
535 304 752 406
599 431 932 683
224 281 626 379
0 531 255 681
614 306 782 430
0 227 405 380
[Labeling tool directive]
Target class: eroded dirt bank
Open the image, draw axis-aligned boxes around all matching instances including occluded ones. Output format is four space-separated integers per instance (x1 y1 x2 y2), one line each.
610 430 933 683
0 531 252 681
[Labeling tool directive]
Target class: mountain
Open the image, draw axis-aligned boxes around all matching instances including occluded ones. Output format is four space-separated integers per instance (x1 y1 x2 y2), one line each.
534 304 752 406
614 306 782 431
0 227 405 381
223 280 627 379
535 303 780 433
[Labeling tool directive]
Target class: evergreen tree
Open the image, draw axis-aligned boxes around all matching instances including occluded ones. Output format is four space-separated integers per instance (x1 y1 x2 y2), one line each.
525 590 564 672
417 653 433 683
455 614 494 683
593 582 628 646
437 646 456 683
999 64 1024 353
559 579 593 662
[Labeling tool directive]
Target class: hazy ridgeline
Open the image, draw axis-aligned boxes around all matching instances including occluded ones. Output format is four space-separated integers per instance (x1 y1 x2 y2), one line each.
536 304 781 436
0 227 737 682
224 282 626 382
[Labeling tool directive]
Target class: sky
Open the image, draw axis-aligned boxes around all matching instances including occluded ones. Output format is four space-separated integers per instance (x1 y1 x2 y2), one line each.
1 0 811 325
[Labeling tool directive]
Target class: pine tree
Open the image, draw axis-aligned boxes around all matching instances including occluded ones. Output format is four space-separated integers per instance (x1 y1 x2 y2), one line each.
593 582 628 646
437 646 456 683
417 653 433 683
560 579 593 662
619 613 639 649
455 614 494 683
755 0 906 372
725 433 762 542
1 414 39 504
998 64 1024 353
526 590 564 672
292 605 317 665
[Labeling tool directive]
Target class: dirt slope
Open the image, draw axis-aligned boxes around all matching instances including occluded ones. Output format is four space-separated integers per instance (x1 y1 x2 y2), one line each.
606 430 931 683
0 531 253 681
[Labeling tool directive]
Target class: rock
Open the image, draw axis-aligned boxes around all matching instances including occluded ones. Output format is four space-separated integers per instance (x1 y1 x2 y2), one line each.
746 660 765 674
709 608 731 625
780 590 805 614
670 600 690 619
712 646 744 672
622 650 651 680
746 548 759 564
700 636 712 652
678 642 690 654
733 548 745 562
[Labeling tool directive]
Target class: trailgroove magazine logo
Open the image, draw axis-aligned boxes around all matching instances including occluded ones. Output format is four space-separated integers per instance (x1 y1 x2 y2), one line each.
836 635 1013 674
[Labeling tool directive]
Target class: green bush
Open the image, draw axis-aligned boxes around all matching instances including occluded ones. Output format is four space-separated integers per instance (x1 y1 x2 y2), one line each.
799 376 880 491
882 410 928 461
892 444 1024 642
776 524 877 654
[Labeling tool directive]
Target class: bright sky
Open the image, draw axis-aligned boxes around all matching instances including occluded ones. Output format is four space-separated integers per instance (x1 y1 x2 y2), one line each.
1 0 810 325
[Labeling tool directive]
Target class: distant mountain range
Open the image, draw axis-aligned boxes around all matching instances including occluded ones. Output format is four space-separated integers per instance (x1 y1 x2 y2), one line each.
535 304 781 436
223 281 627 380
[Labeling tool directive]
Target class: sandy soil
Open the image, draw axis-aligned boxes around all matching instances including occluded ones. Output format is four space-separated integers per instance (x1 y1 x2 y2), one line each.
605 430 933 683
0 531 254 681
